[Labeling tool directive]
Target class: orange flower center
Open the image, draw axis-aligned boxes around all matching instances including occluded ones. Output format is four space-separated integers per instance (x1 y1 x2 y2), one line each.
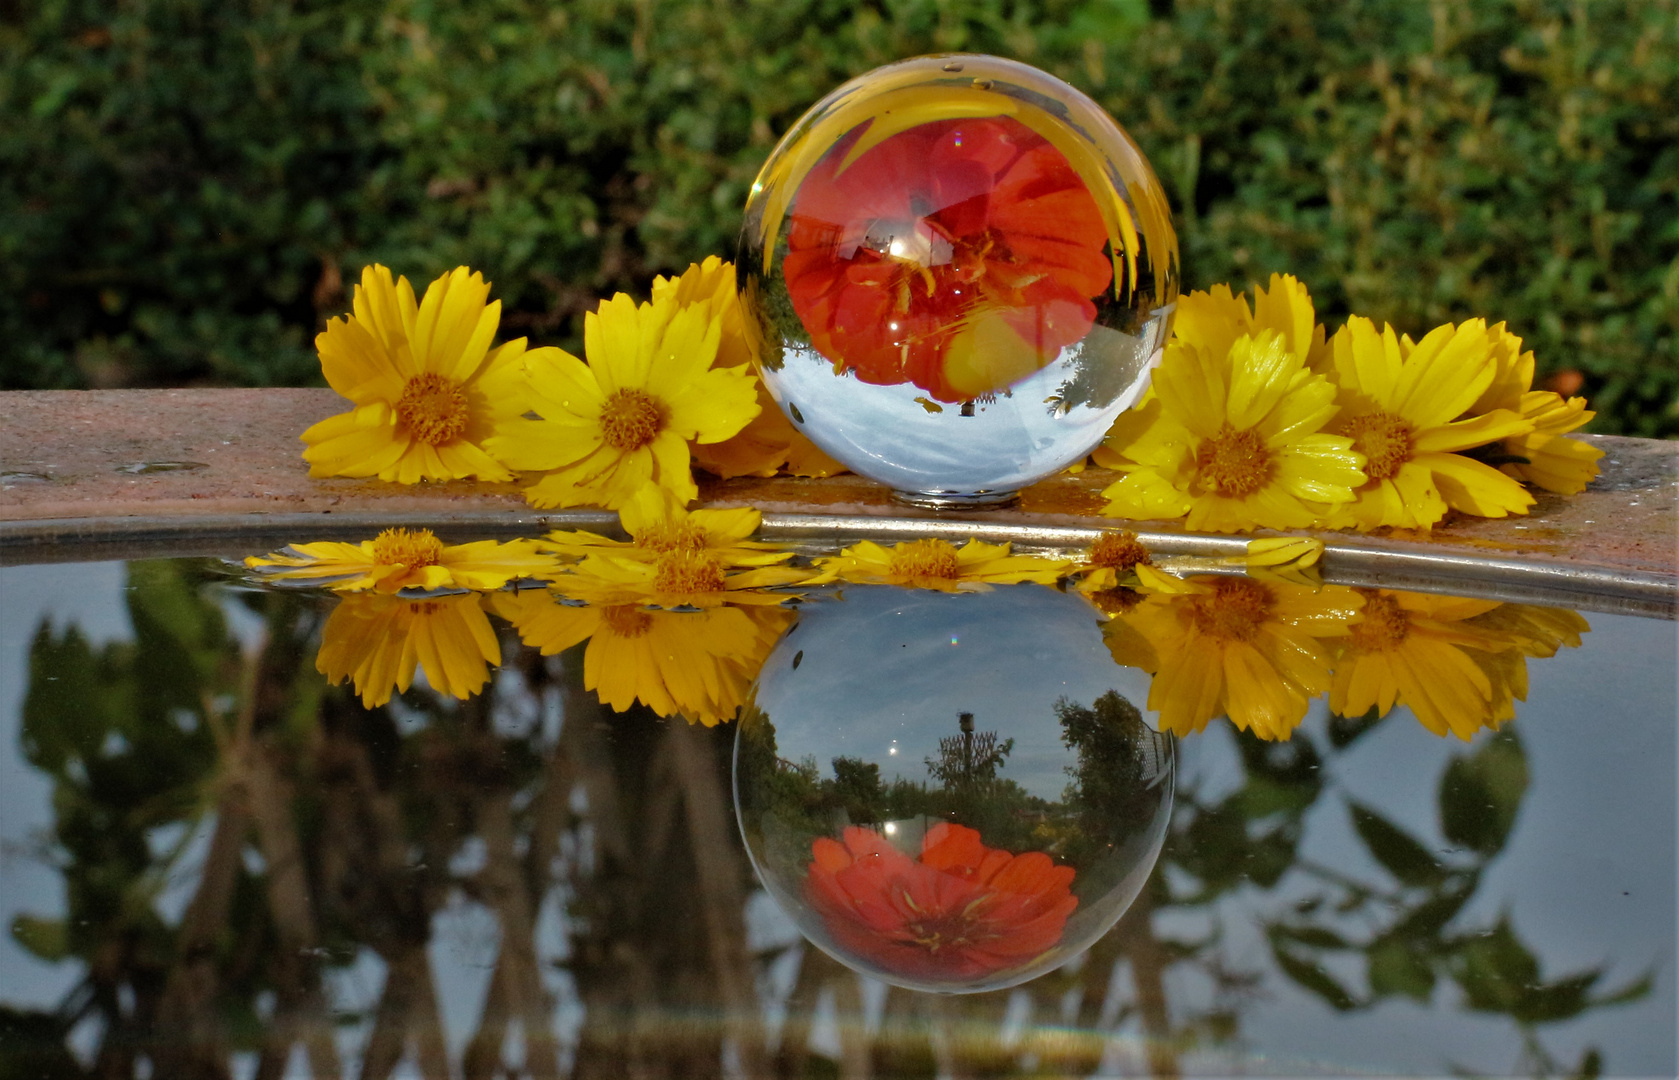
370 527 445 569
638 520 710 554
1088 530 1151 571
1185 578 1274 643
1342 411 1414 481
1089 586 1143 617
653 550 727 596
1194 425 1272 498
599 389 669 451
395 373 470 446
888 539 962 581
906 910 984 953
601 604 654 638
1348 590 1410 652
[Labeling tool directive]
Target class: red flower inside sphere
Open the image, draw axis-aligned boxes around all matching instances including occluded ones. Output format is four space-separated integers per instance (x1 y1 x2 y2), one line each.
805 821 1078 984
783 116 1113 403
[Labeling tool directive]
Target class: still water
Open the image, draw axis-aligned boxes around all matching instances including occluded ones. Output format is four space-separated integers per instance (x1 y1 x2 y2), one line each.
0 554 1673 1079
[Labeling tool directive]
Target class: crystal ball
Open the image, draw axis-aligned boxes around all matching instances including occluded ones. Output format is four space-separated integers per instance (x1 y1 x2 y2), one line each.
739 54 1178 506
734 586 1175 993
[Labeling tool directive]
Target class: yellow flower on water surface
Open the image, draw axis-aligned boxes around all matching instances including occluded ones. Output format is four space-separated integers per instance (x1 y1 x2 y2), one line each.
246 529 558 594
484 289 760 510
541 483 796 570
1498 392 1603 495
1069 529 1154 595
553 548 817 609
1322 317 1537 531
317 593 500 708
1098 325 1365 532
492 591 791 725
1329 588 1521 740
816 538 1071 592
302 265 541 483
654 257 846 480
1107 575 1362 740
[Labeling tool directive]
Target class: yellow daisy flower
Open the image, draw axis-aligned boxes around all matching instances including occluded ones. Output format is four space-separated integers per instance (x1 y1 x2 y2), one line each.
302 265 541 484
1107 574 1362 740
1329 588 1519 740
1069 529 1154 595
1462 321 1536 415
245 528 559 594
1322 317 1537 530
815 538 1071 592
655 257 846 480
317 593 500 708
484 289 760 509
245 530 557 594
1172 273 1331 375
540 483 795 569
1099 328 1366 532
491 591 790 725
1498 391 1603 495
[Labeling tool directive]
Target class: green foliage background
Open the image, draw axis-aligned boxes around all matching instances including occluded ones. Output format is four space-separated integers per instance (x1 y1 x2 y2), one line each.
2 0 1675 435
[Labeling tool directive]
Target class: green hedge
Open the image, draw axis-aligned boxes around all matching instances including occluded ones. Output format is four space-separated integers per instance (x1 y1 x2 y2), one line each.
3 0 1675 435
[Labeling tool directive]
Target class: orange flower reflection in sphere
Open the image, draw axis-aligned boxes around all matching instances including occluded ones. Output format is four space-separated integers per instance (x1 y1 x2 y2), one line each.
806 822 1077 984
784 116 1113 402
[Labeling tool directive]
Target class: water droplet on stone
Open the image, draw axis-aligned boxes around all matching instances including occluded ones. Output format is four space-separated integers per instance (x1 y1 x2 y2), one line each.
114 461 209 474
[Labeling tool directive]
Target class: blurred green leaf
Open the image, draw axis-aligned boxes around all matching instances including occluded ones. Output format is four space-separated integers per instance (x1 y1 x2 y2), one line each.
1326 706 1386 749
8 915 68 963
1366 936 1434 1003
1438 730 1528 857
1270 940 1360 1011
1348 801 1449 888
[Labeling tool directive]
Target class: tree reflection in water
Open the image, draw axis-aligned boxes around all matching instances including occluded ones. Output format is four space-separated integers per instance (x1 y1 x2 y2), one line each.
3 559 1653 1079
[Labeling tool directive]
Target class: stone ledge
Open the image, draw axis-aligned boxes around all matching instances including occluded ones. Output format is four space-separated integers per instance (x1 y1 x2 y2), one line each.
2 388 1674 615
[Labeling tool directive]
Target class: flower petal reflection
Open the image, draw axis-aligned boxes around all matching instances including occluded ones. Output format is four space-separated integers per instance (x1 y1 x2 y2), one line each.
1104 575 1361 741
318 593 500 708
1332 590 1590 739
493 592 791 726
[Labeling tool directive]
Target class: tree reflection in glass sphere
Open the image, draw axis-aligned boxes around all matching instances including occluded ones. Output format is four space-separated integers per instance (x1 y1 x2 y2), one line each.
734 585 1174 993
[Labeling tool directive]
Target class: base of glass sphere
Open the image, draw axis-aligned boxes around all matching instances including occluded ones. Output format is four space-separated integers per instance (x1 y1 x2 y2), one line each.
890 488 1020 510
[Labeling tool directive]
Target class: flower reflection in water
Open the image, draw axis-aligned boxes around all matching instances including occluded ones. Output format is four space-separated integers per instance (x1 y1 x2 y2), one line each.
1332 588 1590 739
807 822 1077 984
317 592 499 708
495 591 791 726
1103 574 1362 741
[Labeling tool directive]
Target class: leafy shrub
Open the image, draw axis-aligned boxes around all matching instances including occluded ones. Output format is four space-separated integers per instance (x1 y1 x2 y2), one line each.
3 0 1674 434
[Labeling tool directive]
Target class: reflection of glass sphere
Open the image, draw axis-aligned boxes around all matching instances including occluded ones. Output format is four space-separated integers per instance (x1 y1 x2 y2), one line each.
734 586 1174 993
739 54 1178 506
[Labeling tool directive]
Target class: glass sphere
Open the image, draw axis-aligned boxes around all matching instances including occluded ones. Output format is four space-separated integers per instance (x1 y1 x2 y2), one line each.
739 54 1179 506
734 586 1175 993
